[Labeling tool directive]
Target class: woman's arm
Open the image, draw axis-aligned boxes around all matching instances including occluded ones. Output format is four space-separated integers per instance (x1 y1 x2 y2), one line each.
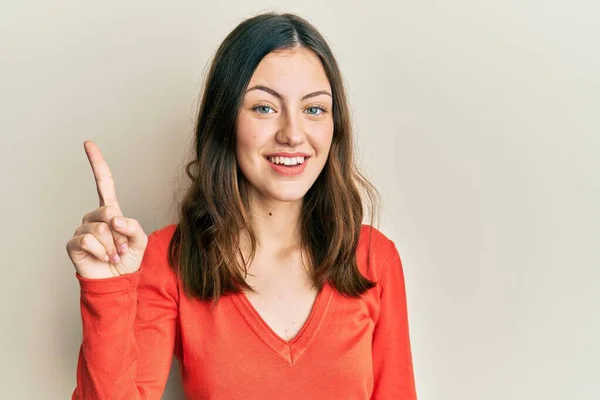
371 243 417 399
72 232 178 399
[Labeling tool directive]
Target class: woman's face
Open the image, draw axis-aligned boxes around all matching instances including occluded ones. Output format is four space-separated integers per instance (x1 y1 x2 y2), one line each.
236 47 334 204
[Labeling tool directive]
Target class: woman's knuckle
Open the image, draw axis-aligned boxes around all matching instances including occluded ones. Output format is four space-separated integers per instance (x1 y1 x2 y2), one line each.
94 222 109 235
80 234 91 248
103 206 118 221
81 212 91 224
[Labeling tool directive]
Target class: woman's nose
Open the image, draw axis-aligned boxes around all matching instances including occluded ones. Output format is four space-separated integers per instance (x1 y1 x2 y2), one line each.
275 111 305 146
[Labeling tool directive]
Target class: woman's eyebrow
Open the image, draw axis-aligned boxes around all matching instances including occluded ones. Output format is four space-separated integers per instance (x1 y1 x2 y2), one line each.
246 85 332 101
302 90 332 101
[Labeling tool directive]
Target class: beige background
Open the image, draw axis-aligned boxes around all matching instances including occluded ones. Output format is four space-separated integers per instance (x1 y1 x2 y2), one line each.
1 1 598 399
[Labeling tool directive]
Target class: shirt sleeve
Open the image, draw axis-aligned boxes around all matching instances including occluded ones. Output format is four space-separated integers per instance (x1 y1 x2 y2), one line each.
71 231 179 400
371 242 418 399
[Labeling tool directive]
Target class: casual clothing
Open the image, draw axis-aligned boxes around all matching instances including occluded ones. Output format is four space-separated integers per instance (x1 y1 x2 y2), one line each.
72 224 417 399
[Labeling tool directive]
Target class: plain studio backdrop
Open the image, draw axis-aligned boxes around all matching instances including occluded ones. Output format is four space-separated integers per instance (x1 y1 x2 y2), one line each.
1 1 598 399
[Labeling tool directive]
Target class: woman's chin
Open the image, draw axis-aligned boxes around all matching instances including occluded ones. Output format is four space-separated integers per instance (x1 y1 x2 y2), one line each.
246 180 313 204
264 186 310 203
270 192 306 203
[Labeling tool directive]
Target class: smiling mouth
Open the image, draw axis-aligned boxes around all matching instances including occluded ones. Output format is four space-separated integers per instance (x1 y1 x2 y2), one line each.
265 155 310 176
265 155 309 166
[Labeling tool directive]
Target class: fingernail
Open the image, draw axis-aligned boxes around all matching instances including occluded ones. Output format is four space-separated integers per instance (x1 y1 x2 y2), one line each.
119 243 128 255
113 217 125 228
111 253 121 263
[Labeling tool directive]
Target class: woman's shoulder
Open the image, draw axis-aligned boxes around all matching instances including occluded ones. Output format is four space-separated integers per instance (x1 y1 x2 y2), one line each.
358 224 397 256
140 223 178 275
148 223 178 248
356 224 401 282
145 223 401 282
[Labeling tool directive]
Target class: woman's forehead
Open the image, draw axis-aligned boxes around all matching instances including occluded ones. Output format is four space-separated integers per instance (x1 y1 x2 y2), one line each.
246 48 331 97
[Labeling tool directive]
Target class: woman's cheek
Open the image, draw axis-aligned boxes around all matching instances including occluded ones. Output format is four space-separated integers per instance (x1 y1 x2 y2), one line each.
246 115 275 141
236 114 259 148
310 122 334 152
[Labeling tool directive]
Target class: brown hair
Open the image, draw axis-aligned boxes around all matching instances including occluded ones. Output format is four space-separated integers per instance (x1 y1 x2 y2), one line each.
168 12 380 303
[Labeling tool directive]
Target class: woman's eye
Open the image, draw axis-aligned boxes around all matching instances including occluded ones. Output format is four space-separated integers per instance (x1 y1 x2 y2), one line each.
253 105 274 114
305 106 325 116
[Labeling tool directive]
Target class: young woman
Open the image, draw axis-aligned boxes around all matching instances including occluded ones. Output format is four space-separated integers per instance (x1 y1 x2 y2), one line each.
67 12 417 400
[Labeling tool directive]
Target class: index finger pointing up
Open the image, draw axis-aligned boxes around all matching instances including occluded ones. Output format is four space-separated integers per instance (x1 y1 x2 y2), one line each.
84 140 122 214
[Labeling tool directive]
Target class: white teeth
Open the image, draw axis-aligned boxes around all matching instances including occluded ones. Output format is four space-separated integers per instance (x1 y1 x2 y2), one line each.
268 156 306 166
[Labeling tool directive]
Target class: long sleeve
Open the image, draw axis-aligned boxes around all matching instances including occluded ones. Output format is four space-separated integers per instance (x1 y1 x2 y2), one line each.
371 243 417 400
72 231 179 400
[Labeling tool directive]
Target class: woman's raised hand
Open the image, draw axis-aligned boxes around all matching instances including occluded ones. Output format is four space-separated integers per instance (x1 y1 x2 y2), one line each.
66 141 148 279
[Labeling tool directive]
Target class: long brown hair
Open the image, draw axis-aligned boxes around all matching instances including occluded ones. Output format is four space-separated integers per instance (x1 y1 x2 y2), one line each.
168 12 380 303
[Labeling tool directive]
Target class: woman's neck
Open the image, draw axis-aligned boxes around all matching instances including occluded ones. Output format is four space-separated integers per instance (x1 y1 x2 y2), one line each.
243 191 303 253
252 204 302 250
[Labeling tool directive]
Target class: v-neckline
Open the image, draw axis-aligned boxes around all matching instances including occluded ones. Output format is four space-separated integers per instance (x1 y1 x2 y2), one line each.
230 282 333 365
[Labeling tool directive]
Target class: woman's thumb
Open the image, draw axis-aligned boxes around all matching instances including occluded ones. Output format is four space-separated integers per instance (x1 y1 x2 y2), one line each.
111 216 148 254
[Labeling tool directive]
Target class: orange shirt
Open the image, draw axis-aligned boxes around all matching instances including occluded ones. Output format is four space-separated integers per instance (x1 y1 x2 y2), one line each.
72 224 417 399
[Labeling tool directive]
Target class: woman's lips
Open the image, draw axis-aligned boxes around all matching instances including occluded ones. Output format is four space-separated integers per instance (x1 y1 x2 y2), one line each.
266 157 309 176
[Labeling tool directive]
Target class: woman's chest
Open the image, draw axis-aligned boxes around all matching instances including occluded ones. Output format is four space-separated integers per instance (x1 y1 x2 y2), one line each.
242 275 318 341
176 285 378 399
